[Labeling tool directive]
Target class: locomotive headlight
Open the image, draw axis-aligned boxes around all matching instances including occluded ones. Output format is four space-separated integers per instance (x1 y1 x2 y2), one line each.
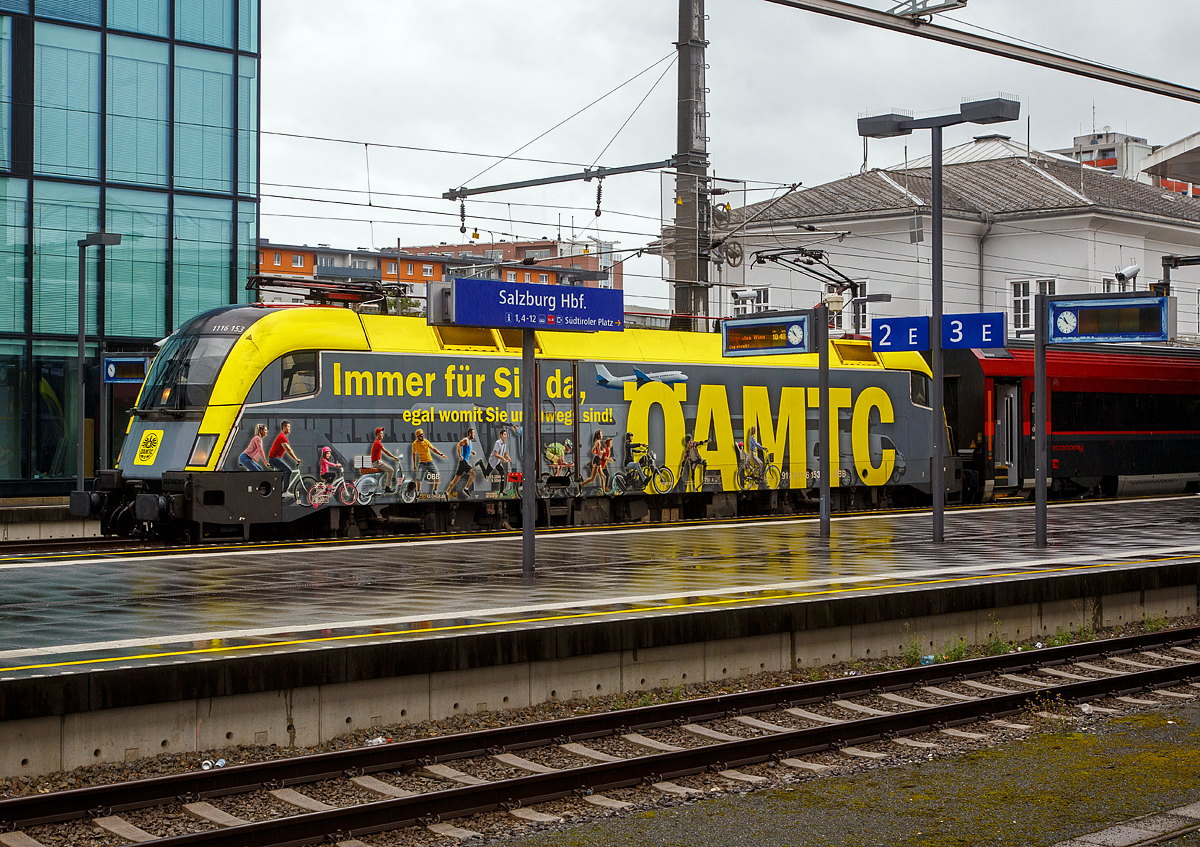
189 434 219 466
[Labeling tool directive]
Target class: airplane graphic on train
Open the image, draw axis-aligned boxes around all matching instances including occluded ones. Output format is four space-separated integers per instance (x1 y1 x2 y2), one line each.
594 364 688 389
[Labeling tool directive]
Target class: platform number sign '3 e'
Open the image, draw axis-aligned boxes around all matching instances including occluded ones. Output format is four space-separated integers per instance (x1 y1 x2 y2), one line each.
134 429 164 465
872 313 1006 352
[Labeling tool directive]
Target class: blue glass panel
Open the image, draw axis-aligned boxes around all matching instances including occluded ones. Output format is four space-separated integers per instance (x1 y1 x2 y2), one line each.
175 0 232 48
0 1 29 14
236 199 256 304
174 47 232 194
0 177 27 335
32 181 100 335
0 341 25 480
107 35 168 186
108 0 168 39
238 0 257 53
106 189 166 337
237 56 256 197
32 338 97 479
0 19 11 172
34 24 100 179
174 194 231 325
37 0 100 25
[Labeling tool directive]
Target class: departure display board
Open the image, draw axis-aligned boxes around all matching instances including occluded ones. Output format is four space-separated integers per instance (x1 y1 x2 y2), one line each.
722 311 812 357
1047 296 1174 344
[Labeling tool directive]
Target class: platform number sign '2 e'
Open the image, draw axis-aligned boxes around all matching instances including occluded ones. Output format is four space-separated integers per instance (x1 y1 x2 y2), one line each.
871 312 1007 352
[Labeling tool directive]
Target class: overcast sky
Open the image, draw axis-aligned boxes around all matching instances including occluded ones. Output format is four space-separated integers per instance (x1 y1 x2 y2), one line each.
259 0 1200 309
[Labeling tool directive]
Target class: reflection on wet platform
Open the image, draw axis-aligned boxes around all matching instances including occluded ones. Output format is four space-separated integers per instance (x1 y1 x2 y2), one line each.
1 497 1197 676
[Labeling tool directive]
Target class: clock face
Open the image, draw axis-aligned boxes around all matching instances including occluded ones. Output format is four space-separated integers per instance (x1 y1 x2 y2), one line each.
1056 310 1078 335
787 323 804 346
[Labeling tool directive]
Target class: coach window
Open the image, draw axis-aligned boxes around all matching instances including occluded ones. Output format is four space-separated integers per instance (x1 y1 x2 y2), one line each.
281 352 318 397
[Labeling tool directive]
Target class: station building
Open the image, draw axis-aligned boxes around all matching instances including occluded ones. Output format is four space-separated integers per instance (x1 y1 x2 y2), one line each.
717 134 1200 340
0 0 260 496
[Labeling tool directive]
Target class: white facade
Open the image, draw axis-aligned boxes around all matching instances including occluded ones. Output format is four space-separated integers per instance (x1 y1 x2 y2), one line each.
711 141 1200 340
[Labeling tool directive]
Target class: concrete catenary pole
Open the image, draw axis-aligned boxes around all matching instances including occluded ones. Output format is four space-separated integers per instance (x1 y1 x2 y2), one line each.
672 0 709 332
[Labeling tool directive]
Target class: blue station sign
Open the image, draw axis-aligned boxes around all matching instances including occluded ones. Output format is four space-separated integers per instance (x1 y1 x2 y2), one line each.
452 277 624 332
1047 296 1174 344
103 356 150 384
871 315 929 352
942 312 1007 349
721 310 812 357
872 312 1007 352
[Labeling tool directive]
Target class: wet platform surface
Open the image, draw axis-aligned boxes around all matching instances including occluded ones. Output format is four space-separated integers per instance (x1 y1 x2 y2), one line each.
1 496 1198 679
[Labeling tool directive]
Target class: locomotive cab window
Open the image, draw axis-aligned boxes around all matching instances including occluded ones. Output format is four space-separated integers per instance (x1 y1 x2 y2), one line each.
282 352 318 397
910 372 930 408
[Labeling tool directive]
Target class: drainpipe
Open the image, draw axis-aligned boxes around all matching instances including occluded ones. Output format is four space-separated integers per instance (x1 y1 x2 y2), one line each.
978 212 994 311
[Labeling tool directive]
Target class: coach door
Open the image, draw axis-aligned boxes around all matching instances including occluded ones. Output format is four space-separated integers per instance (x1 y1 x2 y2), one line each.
993 383 1020 488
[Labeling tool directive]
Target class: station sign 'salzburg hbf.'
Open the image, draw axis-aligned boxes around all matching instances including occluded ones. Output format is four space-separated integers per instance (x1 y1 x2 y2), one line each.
452 277 624 332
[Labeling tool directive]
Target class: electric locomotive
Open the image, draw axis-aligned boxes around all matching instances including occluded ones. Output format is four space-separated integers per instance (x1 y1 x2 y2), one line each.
79 302 947 541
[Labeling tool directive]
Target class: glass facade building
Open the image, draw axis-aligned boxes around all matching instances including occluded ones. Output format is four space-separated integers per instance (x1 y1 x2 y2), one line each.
0 0 259 493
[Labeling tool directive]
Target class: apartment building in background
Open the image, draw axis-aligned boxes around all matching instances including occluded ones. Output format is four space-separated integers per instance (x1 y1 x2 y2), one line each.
256 240 609 306
403 237 622 290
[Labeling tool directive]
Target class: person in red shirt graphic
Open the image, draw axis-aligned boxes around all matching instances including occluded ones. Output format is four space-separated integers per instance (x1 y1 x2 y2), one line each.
371 427 400 492
268 420 301 493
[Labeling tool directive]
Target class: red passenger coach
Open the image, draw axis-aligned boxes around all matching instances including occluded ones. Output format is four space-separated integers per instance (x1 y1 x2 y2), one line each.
945 341 1200 502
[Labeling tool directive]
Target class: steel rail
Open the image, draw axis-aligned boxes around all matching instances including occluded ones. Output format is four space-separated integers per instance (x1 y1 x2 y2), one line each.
112 659 1200 846
3 625 1196 830
760 0 1200 105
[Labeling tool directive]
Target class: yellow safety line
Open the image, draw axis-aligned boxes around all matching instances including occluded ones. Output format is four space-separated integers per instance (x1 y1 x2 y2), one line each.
4 552 1196 674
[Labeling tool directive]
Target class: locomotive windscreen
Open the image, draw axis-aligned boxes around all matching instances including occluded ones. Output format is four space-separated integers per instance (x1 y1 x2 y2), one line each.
136 306 269 413
138 333 238 411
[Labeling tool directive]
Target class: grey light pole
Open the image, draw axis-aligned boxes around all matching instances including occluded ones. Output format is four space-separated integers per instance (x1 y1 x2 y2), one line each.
848 292 892 335
77 231 121 493
858 96 1019 543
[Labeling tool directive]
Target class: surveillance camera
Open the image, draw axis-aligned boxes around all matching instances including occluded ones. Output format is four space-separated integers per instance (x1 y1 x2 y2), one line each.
1115 264 1141 282
730 287 755 301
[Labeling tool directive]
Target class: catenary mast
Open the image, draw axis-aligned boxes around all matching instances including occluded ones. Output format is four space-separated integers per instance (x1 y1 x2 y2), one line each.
672 0 710 331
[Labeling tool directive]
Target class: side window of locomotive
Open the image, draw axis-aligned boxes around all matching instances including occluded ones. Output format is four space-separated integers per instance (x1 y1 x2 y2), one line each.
246 359 282 404
910 372 930 408
282 352 318 397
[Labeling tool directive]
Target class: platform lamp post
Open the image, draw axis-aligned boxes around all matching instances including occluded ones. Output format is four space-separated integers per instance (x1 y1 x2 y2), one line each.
849 292 892 336
858 96 1019 543
77 231 121 493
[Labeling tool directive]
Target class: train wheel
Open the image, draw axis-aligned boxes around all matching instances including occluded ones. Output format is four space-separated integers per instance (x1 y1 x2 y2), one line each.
651 466 675 495
765 464 782 490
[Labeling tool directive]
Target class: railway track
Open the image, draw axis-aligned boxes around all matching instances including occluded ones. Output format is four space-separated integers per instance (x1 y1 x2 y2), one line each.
3 627 1199 846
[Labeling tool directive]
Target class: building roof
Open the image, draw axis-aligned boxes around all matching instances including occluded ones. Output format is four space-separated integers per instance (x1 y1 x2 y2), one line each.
895 134 1077 169
737 142 1200 229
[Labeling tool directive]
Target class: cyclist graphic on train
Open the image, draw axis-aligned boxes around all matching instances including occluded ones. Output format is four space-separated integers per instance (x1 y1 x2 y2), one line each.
238 423 268 472
623 431 643 470
371 427 400 492
318 446 342 484
410 428 445 494
444 428 478 498
268 421 301 494
746 426 765 475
